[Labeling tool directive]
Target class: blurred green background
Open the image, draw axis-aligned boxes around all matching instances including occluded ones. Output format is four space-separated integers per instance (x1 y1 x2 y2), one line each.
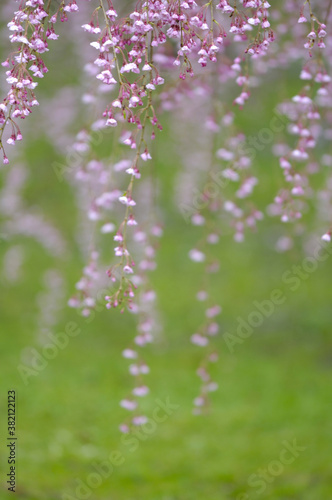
1 6 332 500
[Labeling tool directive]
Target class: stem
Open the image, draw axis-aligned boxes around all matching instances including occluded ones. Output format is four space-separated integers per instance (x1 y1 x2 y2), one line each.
325 0 332 24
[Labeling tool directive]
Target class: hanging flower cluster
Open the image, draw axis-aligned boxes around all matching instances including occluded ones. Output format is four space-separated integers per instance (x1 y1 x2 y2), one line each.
0 0 78 163
185 91 262 411
269 1 331 229
78 0 275 311
119 224 162 432
1 0 332 428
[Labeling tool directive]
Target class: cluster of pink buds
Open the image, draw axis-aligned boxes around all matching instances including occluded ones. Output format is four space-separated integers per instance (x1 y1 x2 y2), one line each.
189 227 221 413
0 0 78 164
218 0 274 107
68 251 100 317
173 77 266 408
270 2 331 227
216 125 263 242
119 224 161 433
298 1 327 54
119 334 152 433
193 353 219 414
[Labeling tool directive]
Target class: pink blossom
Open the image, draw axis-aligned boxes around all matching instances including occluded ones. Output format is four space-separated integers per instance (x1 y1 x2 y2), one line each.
132 386 149 397
119 424 130 434
119 195 136 206
123 265 134 274
106 118 118 127
64 3 78 13
206 382 218 392
191 214 205 226
101 223 115 234
189 249 205 262
196 290 208 301
120 399 137 411
141 150 152 161
207 233 219 244
122 349 138 359
106 9 118 21
191 334 209 346
207 323 219 335
205 305 222 318
194 396 205 407
132 416 148 426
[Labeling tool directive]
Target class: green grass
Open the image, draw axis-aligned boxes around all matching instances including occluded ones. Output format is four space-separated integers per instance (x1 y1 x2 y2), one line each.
1 310 332 499
1 188 332 499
